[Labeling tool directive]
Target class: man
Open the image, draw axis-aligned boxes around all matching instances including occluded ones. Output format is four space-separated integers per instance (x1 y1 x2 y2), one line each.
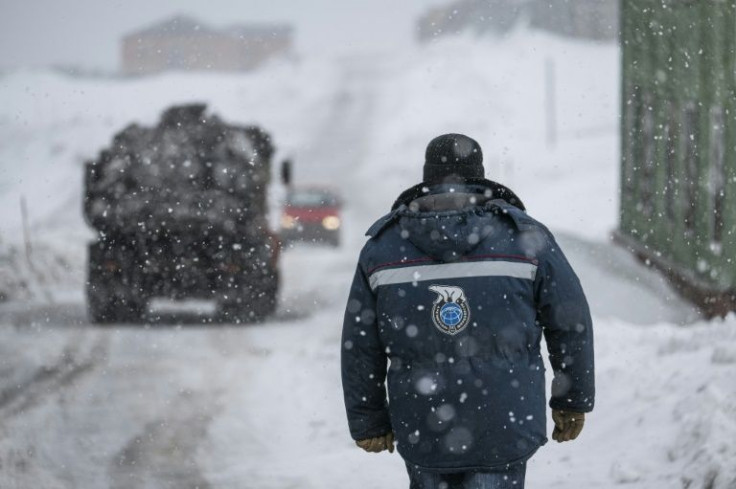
341 134 595 488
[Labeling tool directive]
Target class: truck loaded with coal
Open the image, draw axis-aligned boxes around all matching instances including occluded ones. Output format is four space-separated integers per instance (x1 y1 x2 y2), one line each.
83 104 280 323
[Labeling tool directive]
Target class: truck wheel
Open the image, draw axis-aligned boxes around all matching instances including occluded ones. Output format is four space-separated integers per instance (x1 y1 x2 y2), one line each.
88 291 145 324
88 286 112 324
220 281 278 324
87 241 146 324
112 297 146 323
88 274 145 324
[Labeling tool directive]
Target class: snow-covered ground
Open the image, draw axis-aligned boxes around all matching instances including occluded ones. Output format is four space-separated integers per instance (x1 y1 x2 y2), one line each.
1 30 735 488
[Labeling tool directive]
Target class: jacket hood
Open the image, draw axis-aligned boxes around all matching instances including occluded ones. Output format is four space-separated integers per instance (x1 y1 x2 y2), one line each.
393 180 526 262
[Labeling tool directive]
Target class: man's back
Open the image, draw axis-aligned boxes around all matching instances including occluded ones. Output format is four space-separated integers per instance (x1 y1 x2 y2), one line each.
341 134 595 487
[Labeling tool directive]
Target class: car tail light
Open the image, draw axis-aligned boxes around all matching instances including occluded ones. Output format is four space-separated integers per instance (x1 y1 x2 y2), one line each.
322 215 341 230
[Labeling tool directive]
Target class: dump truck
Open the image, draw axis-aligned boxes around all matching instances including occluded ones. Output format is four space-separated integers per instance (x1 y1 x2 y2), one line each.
83 104 279 323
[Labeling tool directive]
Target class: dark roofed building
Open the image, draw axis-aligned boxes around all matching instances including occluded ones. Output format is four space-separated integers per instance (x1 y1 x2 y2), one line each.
121 15 293 75
529 0 618 41
416 0 617 42
416 0 525 41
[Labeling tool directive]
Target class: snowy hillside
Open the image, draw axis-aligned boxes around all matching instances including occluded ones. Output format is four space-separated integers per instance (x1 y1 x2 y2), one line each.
1 30 735 488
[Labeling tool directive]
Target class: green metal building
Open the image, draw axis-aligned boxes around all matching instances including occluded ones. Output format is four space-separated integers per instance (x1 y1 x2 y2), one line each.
617 0 736 315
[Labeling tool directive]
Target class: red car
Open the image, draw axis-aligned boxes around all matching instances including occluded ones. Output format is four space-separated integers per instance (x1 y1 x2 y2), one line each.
280 187 342 247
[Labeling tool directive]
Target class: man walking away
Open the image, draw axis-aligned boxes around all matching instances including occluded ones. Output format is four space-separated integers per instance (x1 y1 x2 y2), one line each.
341 134 594 488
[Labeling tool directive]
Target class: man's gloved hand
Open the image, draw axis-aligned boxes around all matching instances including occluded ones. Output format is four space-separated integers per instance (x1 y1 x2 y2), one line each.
356 432 394 453
552 409 585 442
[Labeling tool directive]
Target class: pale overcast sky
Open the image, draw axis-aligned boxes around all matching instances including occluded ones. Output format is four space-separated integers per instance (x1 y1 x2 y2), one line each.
0 0 444 71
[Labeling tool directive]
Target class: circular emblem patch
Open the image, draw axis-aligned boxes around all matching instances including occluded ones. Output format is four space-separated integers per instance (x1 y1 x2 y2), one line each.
429 285 470 335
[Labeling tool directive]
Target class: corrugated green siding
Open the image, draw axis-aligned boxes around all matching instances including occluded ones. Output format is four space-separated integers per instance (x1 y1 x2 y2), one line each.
620 0 736 290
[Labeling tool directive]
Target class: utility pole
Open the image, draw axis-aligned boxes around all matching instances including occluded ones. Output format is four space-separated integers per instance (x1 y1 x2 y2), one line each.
545 57 558 149
20 196 32 267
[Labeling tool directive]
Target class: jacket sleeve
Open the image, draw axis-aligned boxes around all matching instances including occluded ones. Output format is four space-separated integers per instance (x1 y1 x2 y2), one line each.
341 260 392 441
535 233 595 413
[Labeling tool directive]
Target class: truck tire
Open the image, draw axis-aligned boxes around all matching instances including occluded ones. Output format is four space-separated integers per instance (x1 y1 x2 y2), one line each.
88 290 145 324
87 247 146 324
220 276 278 324
87 286 111 324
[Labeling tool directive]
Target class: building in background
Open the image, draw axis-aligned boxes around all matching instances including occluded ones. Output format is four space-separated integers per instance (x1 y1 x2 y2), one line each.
417 0 525 40
528 0 618 41
121 15 293 75
616 1 736 316
416 0 617 42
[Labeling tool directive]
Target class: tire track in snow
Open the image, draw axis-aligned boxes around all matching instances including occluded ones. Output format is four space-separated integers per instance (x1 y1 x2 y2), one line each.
0 320 108 422
108 390 219 489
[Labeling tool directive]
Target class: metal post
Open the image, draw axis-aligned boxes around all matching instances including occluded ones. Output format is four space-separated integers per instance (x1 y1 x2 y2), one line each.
545 57 558 148
20 196 32 266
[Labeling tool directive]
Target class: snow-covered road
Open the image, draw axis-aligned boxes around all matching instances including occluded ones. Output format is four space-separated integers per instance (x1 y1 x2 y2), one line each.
1 31 735 488
2 233 734 488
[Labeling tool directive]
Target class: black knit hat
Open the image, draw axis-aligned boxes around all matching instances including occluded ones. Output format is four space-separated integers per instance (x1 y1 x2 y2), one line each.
423 133 484 184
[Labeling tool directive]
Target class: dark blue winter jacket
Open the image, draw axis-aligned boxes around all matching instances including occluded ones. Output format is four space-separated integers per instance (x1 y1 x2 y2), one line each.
341 180 594 472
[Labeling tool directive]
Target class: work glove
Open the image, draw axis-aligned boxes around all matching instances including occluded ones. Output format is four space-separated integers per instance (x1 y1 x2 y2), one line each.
356 432 394 453
552 409 585 443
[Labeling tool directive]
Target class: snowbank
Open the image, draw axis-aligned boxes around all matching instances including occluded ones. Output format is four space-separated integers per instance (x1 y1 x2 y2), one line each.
353 30 619 240
539 316 736 488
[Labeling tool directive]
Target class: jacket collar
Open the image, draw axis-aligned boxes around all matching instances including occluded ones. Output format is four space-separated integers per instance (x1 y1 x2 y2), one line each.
390 178 525 212
366 179 526 238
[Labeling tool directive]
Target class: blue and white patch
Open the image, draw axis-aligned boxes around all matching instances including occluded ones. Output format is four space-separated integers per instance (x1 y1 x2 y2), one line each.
429 285 470 335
